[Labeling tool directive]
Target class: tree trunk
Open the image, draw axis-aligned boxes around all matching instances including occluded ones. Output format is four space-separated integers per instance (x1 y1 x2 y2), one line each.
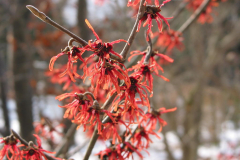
12 0 34 141
0 0 11 136
0 29 10 136
77 0 90 42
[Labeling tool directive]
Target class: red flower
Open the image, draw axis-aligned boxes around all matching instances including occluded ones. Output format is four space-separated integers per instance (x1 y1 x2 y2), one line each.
95 144 124 160
0 135 20 160
83 19 127 63
186 0 219 24
88 59 130 97
34 117 63 141
21 134 59 160
102 111 131 144
137 0 173 41
143 107 177 132
109 75 150 112
132 126 160 149
118 101 145 124
72 102 115 135
49 46 84 82
122 142 144 159
81 20 129 96
129 62 170 92
46 65 80 91
56 92 91 120
128 50 174 74
154 29 184 52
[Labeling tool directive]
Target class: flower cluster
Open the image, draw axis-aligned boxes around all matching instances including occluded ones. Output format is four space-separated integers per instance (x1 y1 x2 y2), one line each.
44 1 180 159
0 134 60 160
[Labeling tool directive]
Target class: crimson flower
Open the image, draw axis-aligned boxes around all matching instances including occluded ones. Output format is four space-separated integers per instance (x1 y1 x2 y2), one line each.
122 142 144 159
46 65 80 91
118 101 145 123
132 126 160 149
0 135 20 160
88 59 130 96
154 29 184 52
21 134 59 160
49 46 84 82
95 144 124 160
102 111 131 144
143 107 177 132
83 19 127 63
81 20 129 96
34 117 63 141
128 50 174 74
72 102 115 135
109 75 150 112
186 0 220 24
137 0 173 41
56 92 91 120
129 62 170 92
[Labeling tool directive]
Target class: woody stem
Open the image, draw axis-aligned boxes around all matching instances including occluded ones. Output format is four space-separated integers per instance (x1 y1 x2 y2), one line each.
120 0 146 61
83 92 118 160
26 5 88 47
144 35 153 64
178 0 211 33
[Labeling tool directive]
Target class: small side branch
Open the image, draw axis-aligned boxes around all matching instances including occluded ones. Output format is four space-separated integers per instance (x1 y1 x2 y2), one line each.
26 5 88 46
82 128 98 160
120 0 146 61
54 124 78 157
144 35 153 64
178 0 211 33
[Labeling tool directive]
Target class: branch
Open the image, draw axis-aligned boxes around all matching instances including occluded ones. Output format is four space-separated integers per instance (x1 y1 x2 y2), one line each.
26 5 88 47
120 0 146 61
153 0 211 62
54 123 77 157
143 35 153 64
178 0 211 33
82 92 118 160
82 127 98 160
127 1 188 68
151 1 188 45
66 140 89 158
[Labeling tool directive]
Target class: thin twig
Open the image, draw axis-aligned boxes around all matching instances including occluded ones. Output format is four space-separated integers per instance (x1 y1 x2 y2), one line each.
169 1 188 24
153 0 211 61
26 5 88 46
66 140 89 158
54 124 77 157
120 0 146 61
144 35 153 64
